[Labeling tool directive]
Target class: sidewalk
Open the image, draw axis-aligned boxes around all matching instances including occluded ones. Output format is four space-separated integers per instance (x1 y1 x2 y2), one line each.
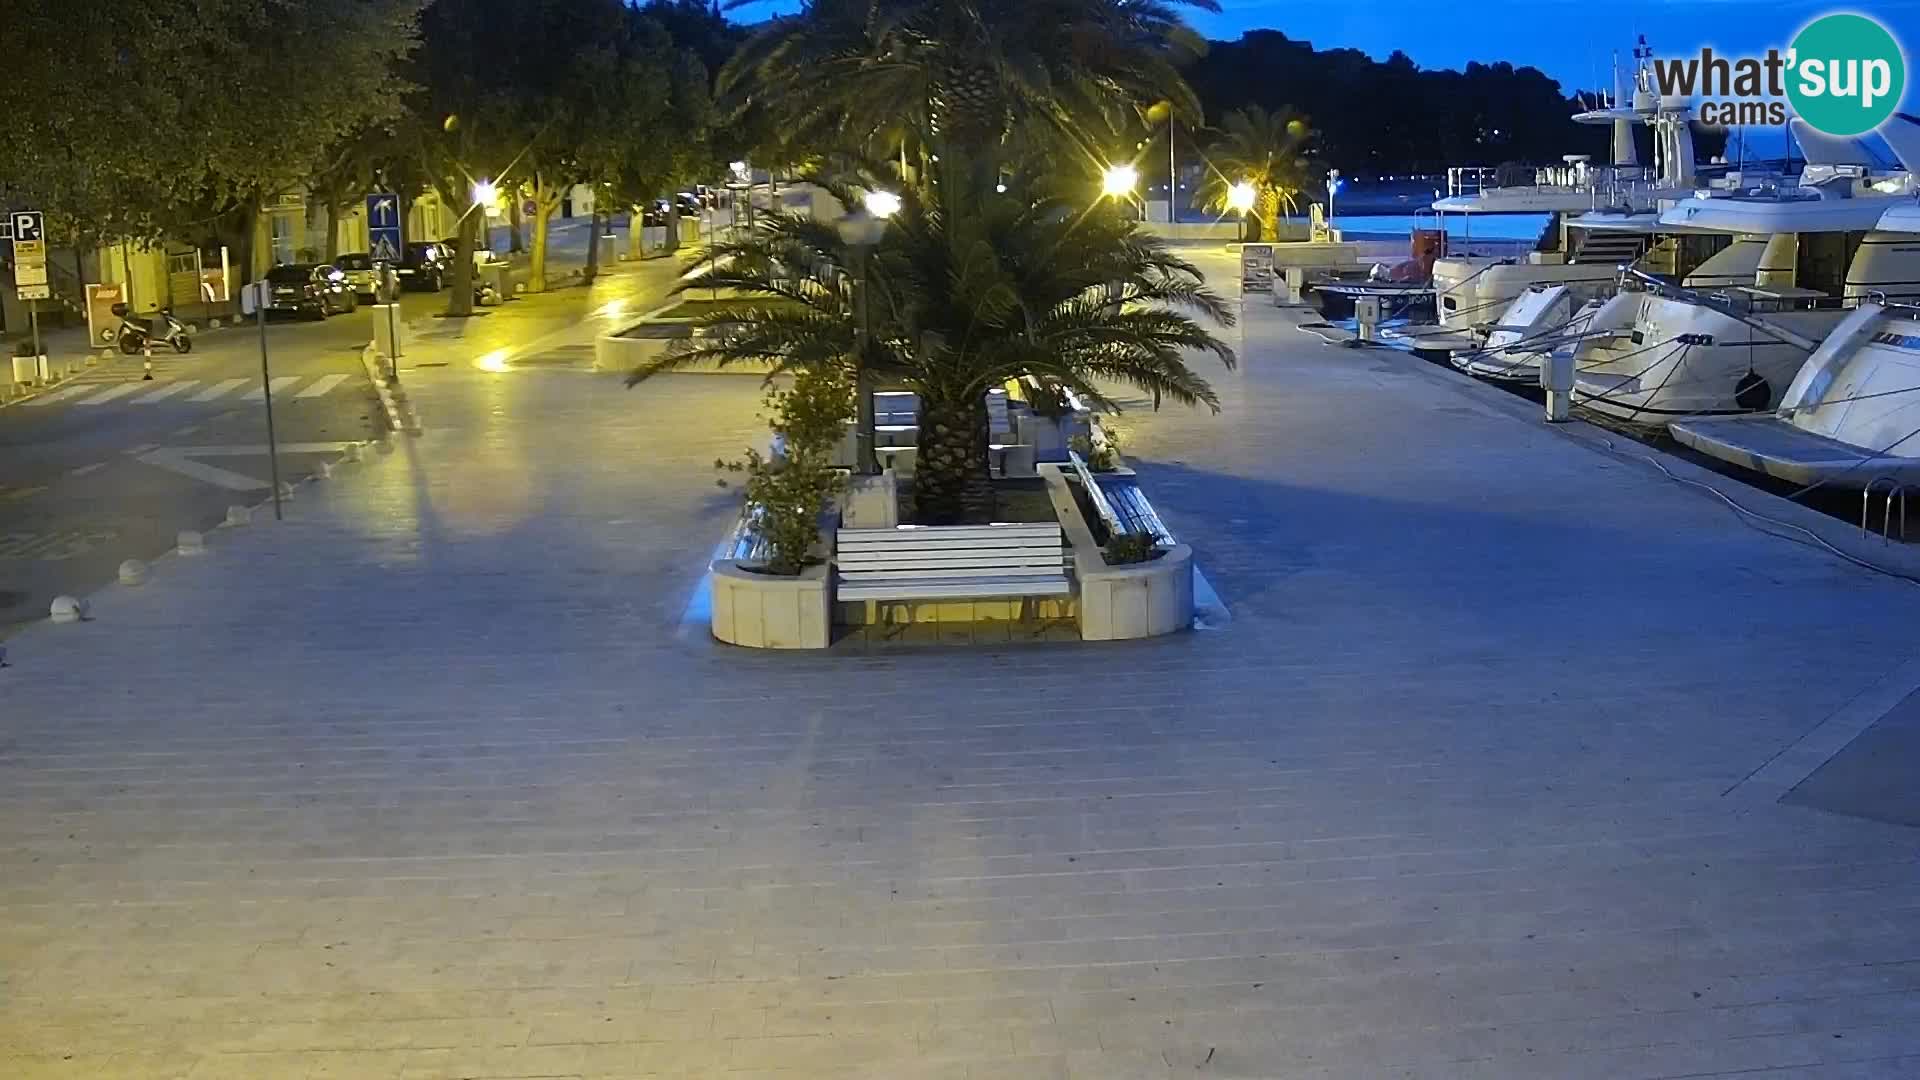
4 252 1920 1079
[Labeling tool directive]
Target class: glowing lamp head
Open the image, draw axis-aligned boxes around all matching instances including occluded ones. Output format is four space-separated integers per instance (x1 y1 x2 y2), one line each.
471 179 499 207
862 189 902 218
1227 181 1257 214
1102 164 1139 198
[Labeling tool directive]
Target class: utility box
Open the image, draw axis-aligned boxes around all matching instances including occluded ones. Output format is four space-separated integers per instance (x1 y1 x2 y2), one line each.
1355 296 1382 342
476 261 509 303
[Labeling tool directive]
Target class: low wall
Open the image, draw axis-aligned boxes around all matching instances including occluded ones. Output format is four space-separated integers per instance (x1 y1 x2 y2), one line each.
593 323 777 374
1138 221 1244 244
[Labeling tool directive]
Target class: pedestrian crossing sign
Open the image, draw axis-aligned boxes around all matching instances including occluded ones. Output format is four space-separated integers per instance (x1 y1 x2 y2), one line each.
370 235 401 262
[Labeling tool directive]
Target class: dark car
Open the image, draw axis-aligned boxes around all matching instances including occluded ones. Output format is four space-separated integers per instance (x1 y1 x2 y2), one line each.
397 241 452 291
333 253 382 299
265 263 358 320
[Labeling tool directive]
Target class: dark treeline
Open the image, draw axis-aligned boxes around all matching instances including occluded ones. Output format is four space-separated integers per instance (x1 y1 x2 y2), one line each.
1185 31 1724 177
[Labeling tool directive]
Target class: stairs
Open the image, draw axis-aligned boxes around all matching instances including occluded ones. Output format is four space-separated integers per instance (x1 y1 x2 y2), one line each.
1570 231 1652 267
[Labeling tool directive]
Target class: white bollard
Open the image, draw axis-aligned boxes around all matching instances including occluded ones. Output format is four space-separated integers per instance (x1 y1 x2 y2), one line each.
1355 296 1381 344
1543 350 1574 423
118 559 149 586
227 505 252 526
177 530 207 555
49 595 88 623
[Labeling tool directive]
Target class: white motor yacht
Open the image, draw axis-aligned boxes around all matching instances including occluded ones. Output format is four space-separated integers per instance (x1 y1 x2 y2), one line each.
1567 125 1920 428
1669 199 1920 488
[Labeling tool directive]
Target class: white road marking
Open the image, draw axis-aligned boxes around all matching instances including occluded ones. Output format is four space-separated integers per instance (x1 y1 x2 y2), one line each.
134 442 359 492
69 462 106 477
23 384 95 407
126 443 158 456
132 380 197 404
76 382 144 405
242 376 302 401
191 378 247 402
296 373 351 398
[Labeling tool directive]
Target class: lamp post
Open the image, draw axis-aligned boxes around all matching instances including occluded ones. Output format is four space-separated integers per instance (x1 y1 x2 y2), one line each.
1327 169 1341 223
835 192 897 475
1227 181 1257 242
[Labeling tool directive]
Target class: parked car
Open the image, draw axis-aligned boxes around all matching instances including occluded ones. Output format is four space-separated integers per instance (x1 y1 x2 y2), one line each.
264 263 358 320
333 253 382 299
397 241 453 291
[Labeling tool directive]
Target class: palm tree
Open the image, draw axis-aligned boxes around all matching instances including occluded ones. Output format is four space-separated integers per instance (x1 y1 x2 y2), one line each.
719 0 1216 189
626 173 1235 525
1198 106 1317 241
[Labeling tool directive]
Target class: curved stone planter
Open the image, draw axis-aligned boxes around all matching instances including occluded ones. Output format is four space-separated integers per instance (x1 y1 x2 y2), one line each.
1076 544 1194 641
710 560 832 649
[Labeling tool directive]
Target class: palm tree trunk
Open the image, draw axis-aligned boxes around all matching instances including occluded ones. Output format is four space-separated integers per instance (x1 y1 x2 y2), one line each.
912 391 993 525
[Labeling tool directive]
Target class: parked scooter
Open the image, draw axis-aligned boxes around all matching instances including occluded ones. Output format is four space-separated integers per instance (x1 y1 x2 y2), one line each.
111 303 192 355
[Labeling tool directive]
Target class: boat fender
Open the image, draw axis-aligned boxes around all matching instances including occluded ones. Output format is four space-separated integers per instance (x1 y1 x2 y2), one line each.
1734 371 1773 411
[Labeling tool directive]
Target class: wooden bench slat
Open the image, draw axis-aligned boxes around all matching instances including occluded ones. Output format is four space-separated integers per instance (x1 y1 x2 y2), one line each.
838 537 1064 554
838 525 1061 543
842 562 1065 578
839 576 1072 600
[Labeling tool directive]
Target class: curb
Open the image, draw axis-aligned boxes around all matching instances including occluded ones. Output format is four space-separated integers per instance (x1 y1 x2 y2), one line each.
360 342 423 435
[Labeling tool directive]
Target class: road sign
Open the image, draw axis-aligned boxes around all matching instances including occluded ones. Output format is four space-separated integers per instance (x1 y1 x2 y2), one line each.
17 284 50 300
11 211 44 243
366 192 404 263
10 212 49 303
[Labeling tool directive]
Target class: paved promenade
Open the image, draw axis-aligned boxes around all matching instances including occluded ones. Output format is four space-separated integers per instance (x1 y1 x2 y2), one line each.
3 253 1920 1078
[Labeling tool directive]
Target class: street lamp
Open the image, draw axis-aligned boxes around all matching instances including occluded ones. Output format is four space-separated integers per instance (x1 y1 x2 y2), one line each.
471 178 499 208
836 206 890 475
1227 181 1256 214
1327 168 1341 221
1102 164 1139 199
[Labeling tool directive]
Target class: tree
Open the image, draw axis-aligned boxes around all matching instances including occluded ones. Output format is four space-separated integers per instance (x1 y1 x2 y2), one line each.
628 171 1236 524
719 0 1216 195
0 0 419 269
1198 106 1317 241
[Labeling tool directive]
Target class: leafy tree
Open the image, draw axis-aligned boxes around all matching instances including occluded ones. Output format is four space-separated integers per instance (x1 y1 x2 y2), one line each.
1197 106 1318 240
0 0 418 270
628 172 1235 524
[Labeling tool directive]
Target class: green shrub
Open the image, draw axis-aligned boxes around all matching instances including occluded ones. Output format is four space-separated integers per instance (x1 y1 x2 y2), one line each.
11 339 41 358
717 369 854 576
1070 429 1122 472
1102 531 1160 565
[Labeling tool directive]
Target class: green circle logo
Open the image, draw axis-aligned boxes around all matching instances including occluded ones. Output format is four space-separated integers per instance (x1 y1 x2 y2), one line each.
1788 14 1906 136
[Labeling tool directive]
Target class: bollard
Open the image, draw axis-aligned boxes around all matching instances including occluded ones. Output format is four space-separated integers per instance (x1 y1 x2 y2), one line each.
177 530 207 555
226 505 252 526
49 595 88 623
1542 349 1574 423
118 559 149 586
1355 296 1381 343
142 342 155 380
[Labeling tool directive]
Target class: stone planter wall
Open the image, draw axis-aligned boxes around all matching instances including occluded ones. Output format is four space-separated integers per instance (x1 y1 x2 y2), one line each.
593 302 778 374
710 560 833 649
1039 464 1194 641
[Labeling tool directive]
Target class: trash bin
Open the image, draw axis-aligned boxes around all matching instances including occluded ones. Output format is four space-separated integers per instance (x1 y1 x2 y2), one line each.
678 216 701 244
476 260 508 304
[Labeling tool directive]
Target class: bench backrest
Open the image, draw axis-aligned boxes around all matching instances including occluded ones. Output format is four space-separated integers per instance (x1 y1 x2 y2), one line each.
836 523 1067 580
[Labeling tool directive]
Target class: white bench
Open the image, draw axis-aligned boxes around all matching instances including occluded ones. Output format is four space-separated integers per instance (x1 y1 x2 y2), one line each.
836 523 1071 602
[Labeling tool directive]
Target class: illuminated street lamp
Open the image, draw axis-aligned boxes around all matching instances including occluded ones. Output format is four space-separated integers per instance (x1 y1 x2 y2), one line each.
471 178 499 209
1102 164 1139 199
1227 181 1257 214
862 189 902 218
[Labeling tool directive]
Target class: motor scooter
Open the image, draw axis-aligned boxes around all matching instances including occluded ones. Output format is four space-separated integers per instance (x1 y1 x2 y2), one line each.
111 303 192 355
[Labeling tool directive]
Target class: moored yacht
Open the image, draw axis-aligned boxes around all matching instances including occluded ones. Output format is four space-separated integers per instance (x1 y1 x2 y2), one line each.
1569 144 1920 427
1669 200 1920 487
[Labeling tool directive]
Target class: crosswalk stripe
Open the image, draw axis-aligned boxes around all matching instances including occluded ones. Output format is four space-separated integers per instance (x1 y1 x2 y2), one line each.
243 376 303 401
22 384 95 407
296 373 351 398
78 382 145 405
191 378 247 402
132 381 197 404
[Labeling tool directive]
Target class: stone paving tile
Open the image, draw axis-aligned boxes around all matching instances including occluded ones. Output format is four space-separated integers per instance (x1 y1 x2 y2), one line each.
4 256 1920 1077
